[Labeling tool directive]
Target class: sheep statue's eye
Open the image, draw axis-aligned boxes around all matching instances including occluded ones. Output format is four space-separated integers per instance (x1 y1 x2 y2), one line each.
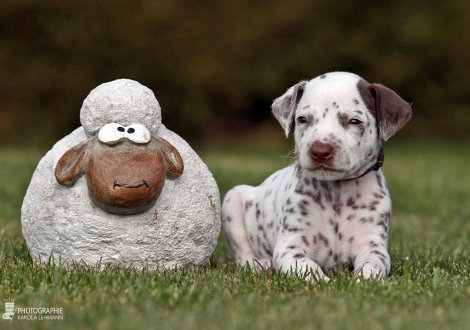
98 123 151 144
98 123 126 143
125 124 151 144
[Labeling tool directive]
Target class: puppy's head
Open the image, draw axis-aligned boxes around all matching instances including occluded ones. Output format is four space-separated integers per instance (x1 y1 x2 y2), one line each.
272 72 412 181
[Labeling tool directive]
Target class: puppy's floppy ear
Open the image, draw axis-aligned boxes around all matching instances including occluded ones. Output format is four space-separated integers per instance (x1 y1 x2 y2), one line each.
272 80 307 137
358 80 412 141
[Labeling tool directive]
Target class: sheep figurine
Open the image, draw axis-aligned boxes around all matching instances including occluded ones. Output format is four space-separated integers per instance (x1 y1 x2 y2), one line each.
21 79 221 269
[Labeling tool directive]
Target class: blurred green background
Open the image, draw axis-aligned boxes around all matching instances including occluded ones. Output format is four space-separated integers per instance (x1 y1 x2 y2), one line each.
1 0 470 147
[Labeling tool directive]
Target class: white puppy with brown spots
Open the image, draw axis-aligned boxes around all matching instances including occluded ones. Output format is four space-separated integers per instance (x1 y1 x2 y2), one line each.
222 72 412 281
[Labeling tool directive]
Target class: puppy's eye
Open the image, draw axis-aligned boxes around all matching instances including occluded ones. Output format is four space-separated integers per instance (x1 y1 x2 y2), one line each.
297 116 308 124
98 123 126 143
125 124 151 144
348 119 362 125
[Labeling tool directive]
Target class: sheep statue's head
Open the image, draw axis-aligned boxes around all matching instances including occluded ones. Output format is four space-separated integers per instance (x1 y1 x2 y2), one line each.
54 79 184 215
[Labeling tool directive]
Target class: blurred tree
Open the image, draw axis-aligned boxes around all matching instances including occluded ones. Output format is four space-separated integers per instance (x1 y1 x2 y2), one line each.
0 0 469 146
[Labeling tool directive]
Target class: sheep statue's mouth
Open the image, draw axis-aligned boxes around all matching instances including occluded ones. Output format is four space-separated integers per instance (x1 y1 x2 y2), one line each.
113 179 149 189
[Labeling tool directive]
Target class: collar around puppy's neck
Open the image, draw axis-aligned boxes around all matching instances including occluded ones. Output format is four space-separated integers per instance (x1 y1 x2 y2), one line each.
343 147 384 181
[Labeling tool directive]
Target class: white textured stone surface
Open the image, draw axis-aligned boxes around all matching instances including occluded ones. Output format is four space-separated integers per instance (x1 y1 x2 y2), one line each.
80 79 162 137
21 80 221 269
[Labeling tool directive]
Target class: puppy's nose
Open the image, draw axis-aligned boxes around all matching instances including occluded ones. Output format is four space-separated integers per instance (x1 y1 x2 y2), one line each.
310 141 334 163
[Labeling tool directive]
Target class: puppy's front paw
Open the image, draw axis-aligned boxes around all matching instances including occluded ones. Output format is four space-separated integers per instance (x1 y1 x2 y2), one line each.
282 259 330 283
356 263 383 281
253 258 272 271
242 258 272 272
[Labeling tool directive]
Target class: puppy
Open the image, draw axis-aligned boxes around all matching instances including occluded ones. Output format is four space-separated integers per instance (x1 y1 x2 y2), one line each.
221 72 411 281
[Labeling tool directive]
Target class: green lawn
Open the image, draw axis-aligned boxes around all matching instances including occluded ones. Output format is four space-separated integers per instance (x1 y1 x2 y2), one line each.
0 140 469 330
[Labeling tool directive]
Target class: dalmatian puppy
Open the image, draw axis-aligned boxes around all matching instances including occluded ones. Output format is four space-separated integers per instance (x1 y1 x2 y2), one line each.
221 72 412 281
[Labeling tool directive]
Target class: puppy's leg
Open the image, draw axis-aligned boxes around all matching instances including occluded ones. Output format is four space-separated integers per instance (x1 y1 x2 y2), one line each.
222 185 271 270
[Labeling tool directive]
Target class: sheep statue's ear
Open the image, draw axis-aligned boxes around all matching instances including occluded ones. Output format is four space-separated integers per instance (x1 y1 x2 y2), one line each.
55 138 92 186
154 137 184 177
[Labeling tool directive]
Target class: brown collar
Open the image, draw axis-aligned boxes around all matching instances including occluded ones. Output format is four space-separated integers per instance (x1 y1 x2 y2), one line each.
343 147 384 181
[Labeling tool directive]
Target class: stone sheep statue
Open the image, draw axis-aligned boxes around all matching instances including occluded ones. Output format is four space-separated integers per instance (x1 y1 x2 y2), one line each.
21 79 221 269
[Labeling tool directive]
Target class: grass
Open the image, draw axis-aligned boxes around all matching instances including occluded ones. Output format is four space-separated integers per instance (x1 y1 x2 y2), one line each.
0 139 470 330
